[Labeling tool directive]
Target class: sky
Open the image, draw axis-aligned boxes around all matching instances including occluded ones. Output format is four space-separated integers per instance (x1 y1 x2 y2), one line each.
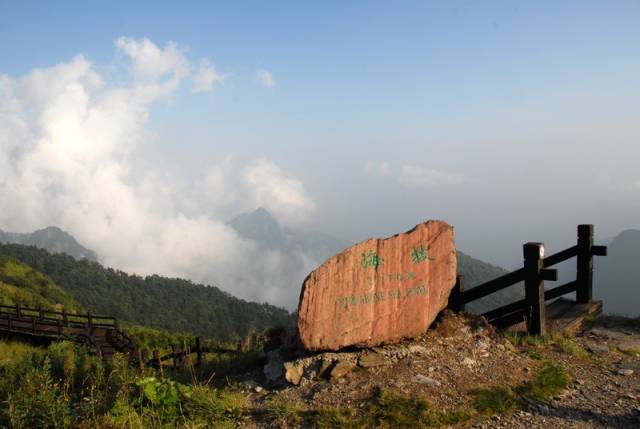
0 1 639 308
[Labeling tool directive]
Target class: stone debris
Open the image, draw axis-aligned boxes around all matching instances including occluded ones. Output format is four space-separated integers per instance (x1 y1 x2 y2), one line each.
586 343 610 356
408 345 428 354
330 361 356 381
617 368 634 376
263 350 284 383
284 361 304 385
358 351 388 368
618 340 640 355
462 357 477 366
413 374 441 386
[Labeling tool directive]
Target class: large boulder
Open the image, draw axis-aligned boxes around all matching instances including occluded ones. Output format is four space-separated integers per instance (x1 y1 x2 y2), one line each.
297 220 456 351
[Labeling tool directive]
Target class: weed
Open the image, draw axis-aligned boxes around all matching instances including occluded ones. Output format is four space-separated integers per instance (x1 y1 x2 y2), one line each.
555 336 590 359
257 398 303 427
471 386 518 414
361 388 471 428
308 407 358 428
516 362 571 401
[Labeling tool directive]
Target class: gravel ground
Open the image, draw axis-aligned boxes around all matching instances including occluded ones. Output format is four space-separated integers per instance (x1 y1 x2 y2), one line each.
240 312 640 428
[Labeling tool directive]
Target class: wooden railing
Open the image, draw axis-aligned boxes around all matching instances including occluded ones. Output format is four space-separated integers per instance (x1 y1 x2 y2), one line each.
138 336 237 374
448 224 607 335
0 304 117 333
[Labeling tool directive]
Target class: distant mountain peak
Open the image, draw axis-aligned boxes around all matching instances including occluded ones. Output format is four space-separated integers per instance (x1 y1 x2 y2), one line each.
0 226 97 261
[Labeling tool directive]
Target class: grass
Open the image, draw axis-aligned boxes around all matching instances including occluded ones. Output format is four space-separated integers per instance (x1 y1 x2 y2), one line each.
515 361 571 401
555 335 591 359
470 386 519 414
0 327 577 428
359 389 472 428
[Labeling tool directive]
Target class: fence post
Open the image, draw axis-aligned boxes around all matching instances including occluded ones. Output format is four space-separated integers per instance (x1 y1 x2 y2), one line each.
16 304 21 318
87 311 93 328
153 349 163 377
171 345 178 369
523 243 546 335
448 275 465 312
576 224 594 304
38 306 44 320
62 309 68 327
196 336 203 366
32 315 36 333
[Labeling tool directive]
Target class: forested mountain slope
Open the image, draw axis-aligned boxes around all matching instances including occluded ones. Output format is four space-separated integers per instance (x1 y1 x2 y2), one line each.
0 244 293 341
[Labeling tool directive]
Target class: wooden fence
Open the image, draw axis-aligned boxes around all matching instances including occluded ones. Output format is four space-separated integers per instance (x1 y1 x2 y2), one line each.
0 304 118 336
138 336 237 374
448 224 607 335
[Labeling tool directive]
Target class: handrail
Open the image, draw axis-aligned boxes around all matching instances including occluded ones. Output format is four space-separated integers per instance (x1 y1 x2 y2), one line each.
0 304 116 324
543 246 578 267
449 224 607 335
454 268 525 306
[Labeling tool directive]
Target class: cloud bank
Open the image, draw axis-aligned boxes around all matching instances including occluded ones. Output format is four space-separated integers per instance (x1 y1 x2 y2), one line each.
0 37 313 309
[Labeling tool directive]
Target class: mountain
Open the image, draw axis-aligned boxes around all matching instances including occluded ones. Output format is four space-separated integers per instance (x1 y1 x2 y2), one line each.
228 208 350 263
0 226 97 261
457 250 524 314
0 243 293 341
594 229 640 316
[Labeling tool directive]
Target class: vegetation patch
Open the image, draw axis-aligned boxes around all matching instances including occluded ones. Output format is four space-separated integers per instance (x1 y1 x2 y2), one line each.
515 361 571 401
471 386 519 414
361 388 472 428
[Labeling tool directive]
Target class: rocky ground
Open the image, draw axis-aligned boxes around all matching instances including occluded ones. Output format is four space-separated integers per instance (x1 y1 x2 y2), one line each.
231 312 640 428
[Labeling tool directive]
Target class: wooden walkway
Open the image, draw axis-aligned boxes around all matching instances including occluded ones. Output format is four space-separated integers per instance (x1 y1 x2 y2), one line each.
0 304 137 359
506 298 603 335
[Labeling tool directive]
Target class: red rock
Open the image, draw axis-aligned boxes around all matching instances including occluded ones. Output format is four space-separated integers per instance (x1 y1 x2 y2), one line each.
297 220 456 351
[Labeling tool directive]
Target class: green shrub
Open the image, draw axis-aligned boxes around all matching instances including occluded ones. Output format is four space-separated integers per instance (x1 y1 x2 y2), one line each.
516 362 571 400
471 386 518 414
7 357 73 429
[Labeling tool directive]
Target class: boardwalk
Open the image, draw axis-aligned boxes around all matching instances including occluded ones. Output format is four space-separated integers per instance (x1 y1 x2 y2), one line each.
0 304 137 359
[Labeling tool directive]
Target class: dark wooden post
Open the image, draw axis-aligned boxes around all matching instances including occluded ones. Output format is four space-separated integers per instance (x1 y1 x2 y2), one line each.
16 304 21 318
195 336 203 366
87 311 93 328
576 224 594 304
57 319 62 334
523 243 546 335
62 309 68 327
448 275 465 312
140 349 149 369
153 350 163 376
8 314 12 330
171 345 179 369
38 306 44 320
32 315 36 333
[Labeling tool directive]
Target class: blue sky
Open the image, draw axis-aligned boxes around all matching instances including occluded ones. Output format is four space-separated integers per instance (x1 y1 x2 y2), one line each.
0 1 638 291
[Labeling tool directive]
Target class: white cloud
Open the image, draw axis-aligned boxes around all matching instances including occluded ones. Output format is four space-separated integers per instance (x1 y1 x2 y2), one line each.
0 37 314 309
243 159 315 226
364 160 390 177
192 59 226 93
398 165 464 188
255 69 276 88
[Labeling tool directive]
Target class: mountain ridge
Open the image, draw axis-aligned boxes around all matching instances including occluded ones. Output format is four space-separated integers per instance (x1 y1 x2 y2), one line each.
0 226 97 261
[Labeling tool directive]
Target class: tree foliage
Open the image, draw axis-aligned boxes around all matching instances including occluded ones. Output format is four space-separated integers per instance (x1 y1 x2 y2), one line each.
0 244 293 341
